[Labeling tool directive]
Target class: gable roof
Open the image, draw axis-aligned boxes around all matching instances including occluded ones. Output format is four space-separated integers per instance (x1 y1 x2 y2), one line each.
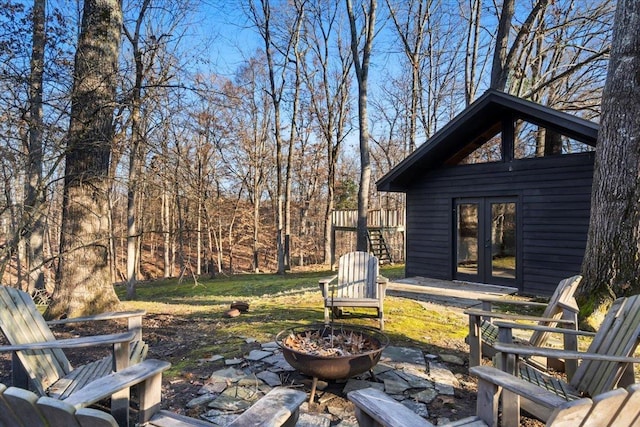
376 89 599 192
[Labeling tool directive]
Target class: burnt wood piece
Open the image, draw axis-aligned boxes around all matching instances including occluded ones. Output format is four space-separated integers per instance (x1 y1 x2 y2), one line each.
230 301 250 312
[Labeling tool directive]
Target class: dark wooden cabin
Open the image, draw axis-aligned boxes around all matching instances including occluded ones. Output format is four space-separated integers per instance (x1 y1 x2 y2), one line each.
377 90 599 296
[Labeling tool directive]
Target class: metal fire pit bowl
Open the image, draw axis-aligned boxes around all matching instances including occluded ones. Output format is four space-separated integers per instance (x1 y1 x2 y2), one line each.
276 323 389 403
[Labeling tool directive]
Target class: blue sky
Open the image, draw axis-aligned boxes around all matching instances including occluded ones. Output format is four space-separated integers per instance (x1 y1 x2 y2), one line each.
186 2 262 77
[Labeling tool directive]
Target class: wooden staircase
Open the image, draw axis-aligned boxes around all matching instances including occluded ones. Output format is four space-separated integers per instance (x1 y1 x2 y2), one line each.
367 228 393 264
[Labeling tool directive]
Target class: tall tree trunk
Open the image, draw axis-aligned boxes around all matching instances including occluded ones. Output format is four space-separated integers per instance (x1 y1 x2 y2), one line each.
284 0 304 271
577 0 640 329
251 0 286 274
464 0 481 105
490 0 514 90
253 191 261 273
491 0 549 93
303 1 351 265
48 0 122 318
162 188 172 277
25 0 46 293
123 0 150 299
346 0 376 252
386 0 428 152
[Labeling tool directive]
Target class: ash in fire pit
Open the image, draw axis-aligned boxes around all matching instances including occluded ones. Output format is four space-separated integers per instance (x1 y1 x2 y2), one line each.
276 324 389 403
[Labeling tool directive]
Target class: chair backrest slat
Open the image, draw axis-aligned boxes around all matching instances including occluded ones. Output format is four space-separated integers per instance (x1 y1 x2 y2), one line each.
1 384 118 427
336 252 379 299
2 385 48 427
529 275 582 347
545 397 593 426
0 286 71 393
570 295 640 396
0 383 22 426
546 383 640 426
609 384 640 426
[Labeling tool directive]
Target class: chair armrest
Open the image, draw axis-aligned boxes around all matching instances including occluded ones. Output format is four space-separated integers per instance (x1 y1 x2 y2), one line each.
470 366 569 408
493 342 640 363
47 310 145 341
63 359 171 409
318 275 338 285
46 310 146 326
557 299 579 313
465 308 576 325
0 331 136 352
65 358 170 425
494 321 592 336
318 275 338 297
347 387 434 427
227 387 307 427
377 276 388 296
476 296 548 308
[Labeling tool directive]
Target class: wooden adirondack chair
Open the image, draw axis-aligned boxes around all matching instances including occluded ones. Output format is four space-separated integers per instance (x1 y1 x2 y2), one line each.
319 251 389 330
348 366 640 427
493 294 640 423
0 285 147 414
465 274 582 371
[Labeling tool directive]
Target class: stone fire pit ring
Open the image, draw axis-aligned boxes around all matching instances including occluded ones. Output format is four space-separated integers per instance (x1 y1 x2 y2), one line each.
276 323 389 403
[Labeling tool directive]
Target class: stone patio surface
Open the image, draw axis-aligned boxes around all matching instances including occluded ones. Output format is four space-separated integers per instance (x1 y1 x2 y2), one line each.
184 337 467 427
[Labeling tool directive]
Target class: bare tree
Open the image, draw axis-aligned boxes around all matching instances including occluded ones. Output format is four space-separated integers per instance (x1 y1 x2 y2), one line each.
48 0 123 317
576 0 640 328
490 0 516 90
346 0 377 252
121 0 151 299
463 0 483 105
247 0 306 274
283 0 306 271
301 0 353 264
119 0 196 296
24 0 46 293
385 0 428 152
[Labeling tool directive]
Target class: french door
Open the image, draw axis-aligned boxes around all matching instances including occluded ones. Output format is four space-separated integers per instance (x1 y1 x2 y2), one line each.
455 197 517 285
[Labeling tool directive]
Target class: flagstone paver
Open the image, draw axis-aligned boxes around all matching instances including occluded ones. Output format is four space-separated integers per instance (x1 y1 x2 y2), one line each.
342 378 384 394
246 349 272 361
428 361 459 396
256 370 282 386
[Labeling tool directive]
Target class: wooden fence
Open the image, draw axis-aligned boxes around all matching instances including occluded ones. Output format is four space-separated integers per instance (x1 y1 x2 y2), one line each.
332 209 405 230
331 209 405 267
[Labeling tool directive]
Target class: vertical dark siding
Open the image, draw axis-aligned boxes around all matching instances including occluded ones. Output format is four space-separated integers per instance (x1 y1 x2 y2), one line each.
404 152 594 296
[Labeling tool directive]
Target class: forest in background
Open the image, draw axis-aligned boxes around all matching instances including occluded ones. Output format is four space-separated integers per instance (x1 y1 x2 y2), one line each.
0 0 614 293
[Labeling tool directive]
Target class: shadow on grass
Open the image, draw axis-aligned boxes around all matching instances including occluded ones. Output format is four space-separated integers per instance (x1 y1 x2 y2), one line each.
118 265 472 365
123 265 405 302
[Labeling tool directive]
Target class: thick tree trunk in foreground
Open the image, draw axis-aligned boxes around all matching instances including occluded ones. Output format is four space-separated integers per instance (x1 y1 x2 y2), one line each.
47 0 122 318
576 0 640 329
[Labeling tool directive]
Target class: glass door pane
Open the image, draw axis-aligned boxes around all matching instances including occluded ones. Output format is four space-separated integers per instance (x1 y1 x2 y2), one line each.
456 203 478 276
490 202 516 279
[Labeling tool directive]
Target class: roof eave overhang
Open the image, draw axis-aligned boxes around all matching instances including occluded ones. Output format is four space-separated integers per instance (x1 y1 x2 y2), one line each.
376 90 599 192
